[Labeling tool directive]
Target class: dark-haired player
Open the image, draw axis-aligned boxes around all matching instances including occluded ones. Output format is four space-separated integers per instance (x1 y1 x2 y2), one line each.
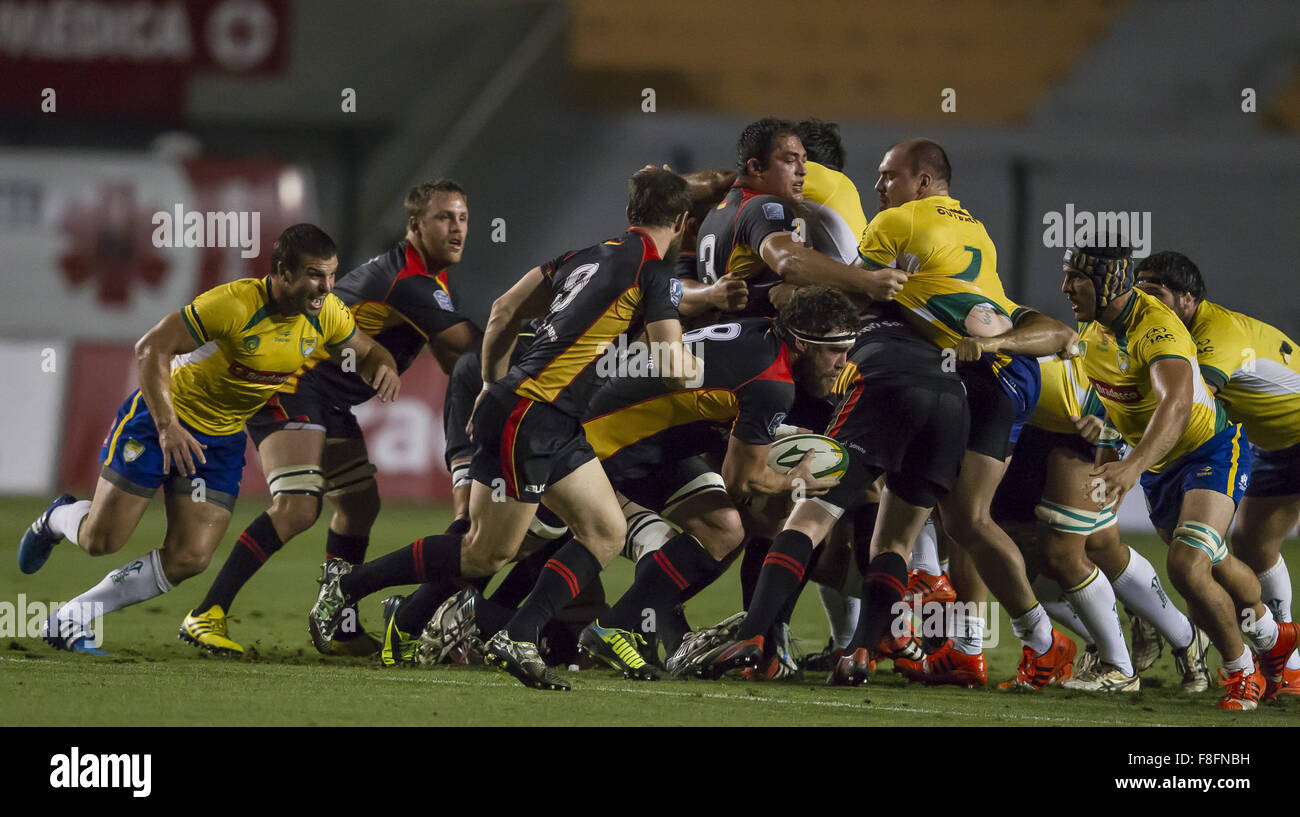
21 225 399 651
1063 244 1297 709
1136 250 1300 696
308 168 693 690
577 288 856 672
682 117 907 320
175 180 479 657
699 296 968 684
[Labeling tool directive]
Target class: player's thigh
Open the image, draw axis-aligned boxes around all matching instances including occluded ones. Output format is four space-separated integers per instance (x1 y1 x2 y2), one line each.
1178 488 1238 536
939 449 1009 531
543 459 627 557
1232 493 1300 565
462 479 537 572
665 489 744 559
159 490 234 578
80 476 153 555
1038 446 1097 568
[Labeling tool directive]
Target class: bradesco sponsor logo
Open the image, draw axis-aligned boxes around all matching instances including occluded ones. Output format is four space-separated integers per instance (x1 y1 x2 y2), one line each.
1089 378 1141 404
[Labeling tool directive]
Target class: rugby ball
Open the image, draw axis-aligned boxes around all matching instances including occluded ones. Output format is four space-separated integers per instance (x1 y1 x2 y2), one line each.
766 434 849 480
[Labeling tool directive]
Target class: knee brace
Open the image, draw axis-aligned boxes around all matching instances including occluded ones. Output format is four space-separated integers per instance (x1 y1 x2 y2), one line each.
1172 522 1228 565
323 457 377 498
1034 500 1117 535
267 465 325 498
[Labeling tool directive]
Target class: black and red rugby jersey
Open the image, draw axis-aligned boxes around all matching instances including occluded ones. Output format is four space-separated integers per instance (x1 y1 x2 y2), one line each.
292 240 472 404
687 183 796 318
582 317 796 479
499 227 681 419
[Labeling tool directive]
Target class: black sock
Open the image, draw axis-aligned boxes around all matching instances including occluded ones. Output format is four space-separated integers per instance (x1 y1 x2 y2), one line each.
737 530 813 640
605 533 720 631
850 551 909 651
444 518 471 536
339 534 461 602
477 595 515 638
196 513 283 614
325 531 369 565
490 538 565 609
740 536 772 609
775 545 821 627
393 580 459 634
852 503 880 577
506 540 602 643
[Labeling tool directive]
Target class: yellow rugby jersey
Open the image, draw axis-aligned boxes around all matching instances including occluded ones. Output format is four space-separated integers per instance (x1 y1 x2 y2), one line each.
173 277 356 435
1189 300 1300 451
1077 289 1227 472
857 195 1028 351
801 162 868 264
1029 355 1091 434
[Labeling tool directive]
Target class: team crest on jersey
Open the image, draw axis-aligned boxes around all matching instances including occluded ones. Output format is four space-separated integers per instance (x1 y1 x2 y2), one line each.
669 278 683 308
1116 350 1130 373
301 336 318 357
1077 341 1087 358
242 336 260 353
123 439 144 463
767 412 788 438
434 290 454 312
762 202 785 221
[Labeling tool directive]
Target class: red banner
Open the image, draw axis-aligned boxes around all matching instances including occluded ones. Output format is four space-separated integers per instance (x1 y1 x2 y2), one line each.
0 0 291 118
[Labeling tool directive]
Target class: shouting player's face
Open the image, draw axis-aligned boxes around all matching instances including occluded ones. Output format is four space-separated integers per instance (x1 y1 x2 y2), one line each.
1062 267 1098 321
284 254 338 317
875 148 927 211
751 135 806 201
793 341 851 398
411 192 468 267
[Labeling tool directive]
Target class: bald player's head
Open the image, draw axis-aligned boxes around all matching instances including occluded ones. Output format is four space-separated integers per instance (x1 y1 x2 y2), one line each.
874 138 951 211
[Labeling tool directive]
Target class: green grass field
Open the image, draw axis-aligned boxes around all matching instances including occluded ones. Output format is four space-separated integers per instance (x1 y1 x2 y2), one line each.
2 497 1297 726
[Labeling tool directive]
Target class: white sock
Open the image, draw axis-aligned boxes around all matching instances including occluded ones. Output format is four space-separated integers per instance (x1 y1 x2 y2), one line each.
1257 557 1300 670
621 501 675 562
1243 606 1279 654
1065 568 1133 675
951 610 984 655
1011 603 1054 655
817 584 859 650
48 500 92 545
1112 546 1194 649
1032 574 1094 645
53 549 173 636
908 519 941 576
1223 645 1254 675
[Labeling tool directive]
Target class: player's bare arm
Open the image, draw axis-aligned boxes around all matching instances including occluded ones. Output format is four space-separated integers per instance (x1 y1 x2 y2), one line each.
1093 357 1193 505
721 441 837 502
429 320 483 374
134 311 204 477
955 310 1079 362
469 266 551 434
334 330 400 402
759 232 906 301
678 274 748 316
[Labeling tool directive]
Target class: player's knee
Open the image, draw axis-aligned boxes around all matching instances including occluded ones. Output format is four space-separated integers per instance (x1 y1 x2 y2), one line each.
571 514 626 560
78 521 124 557
461 529 512 575
165 548 212 581
332 486 381 532
269 493 321 539
683 506 744 558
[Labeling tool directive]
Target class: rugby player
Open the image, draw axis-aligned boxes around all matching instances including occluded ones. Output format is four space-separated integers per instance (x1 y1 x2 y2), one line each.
308 167 692 690
577 288 856 672
1135 250 1300 696
1062 244 1298 709
698 297 969 685
18 225 399 651
176 180 478 657
992 355 1211 692
807 138 1081 689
